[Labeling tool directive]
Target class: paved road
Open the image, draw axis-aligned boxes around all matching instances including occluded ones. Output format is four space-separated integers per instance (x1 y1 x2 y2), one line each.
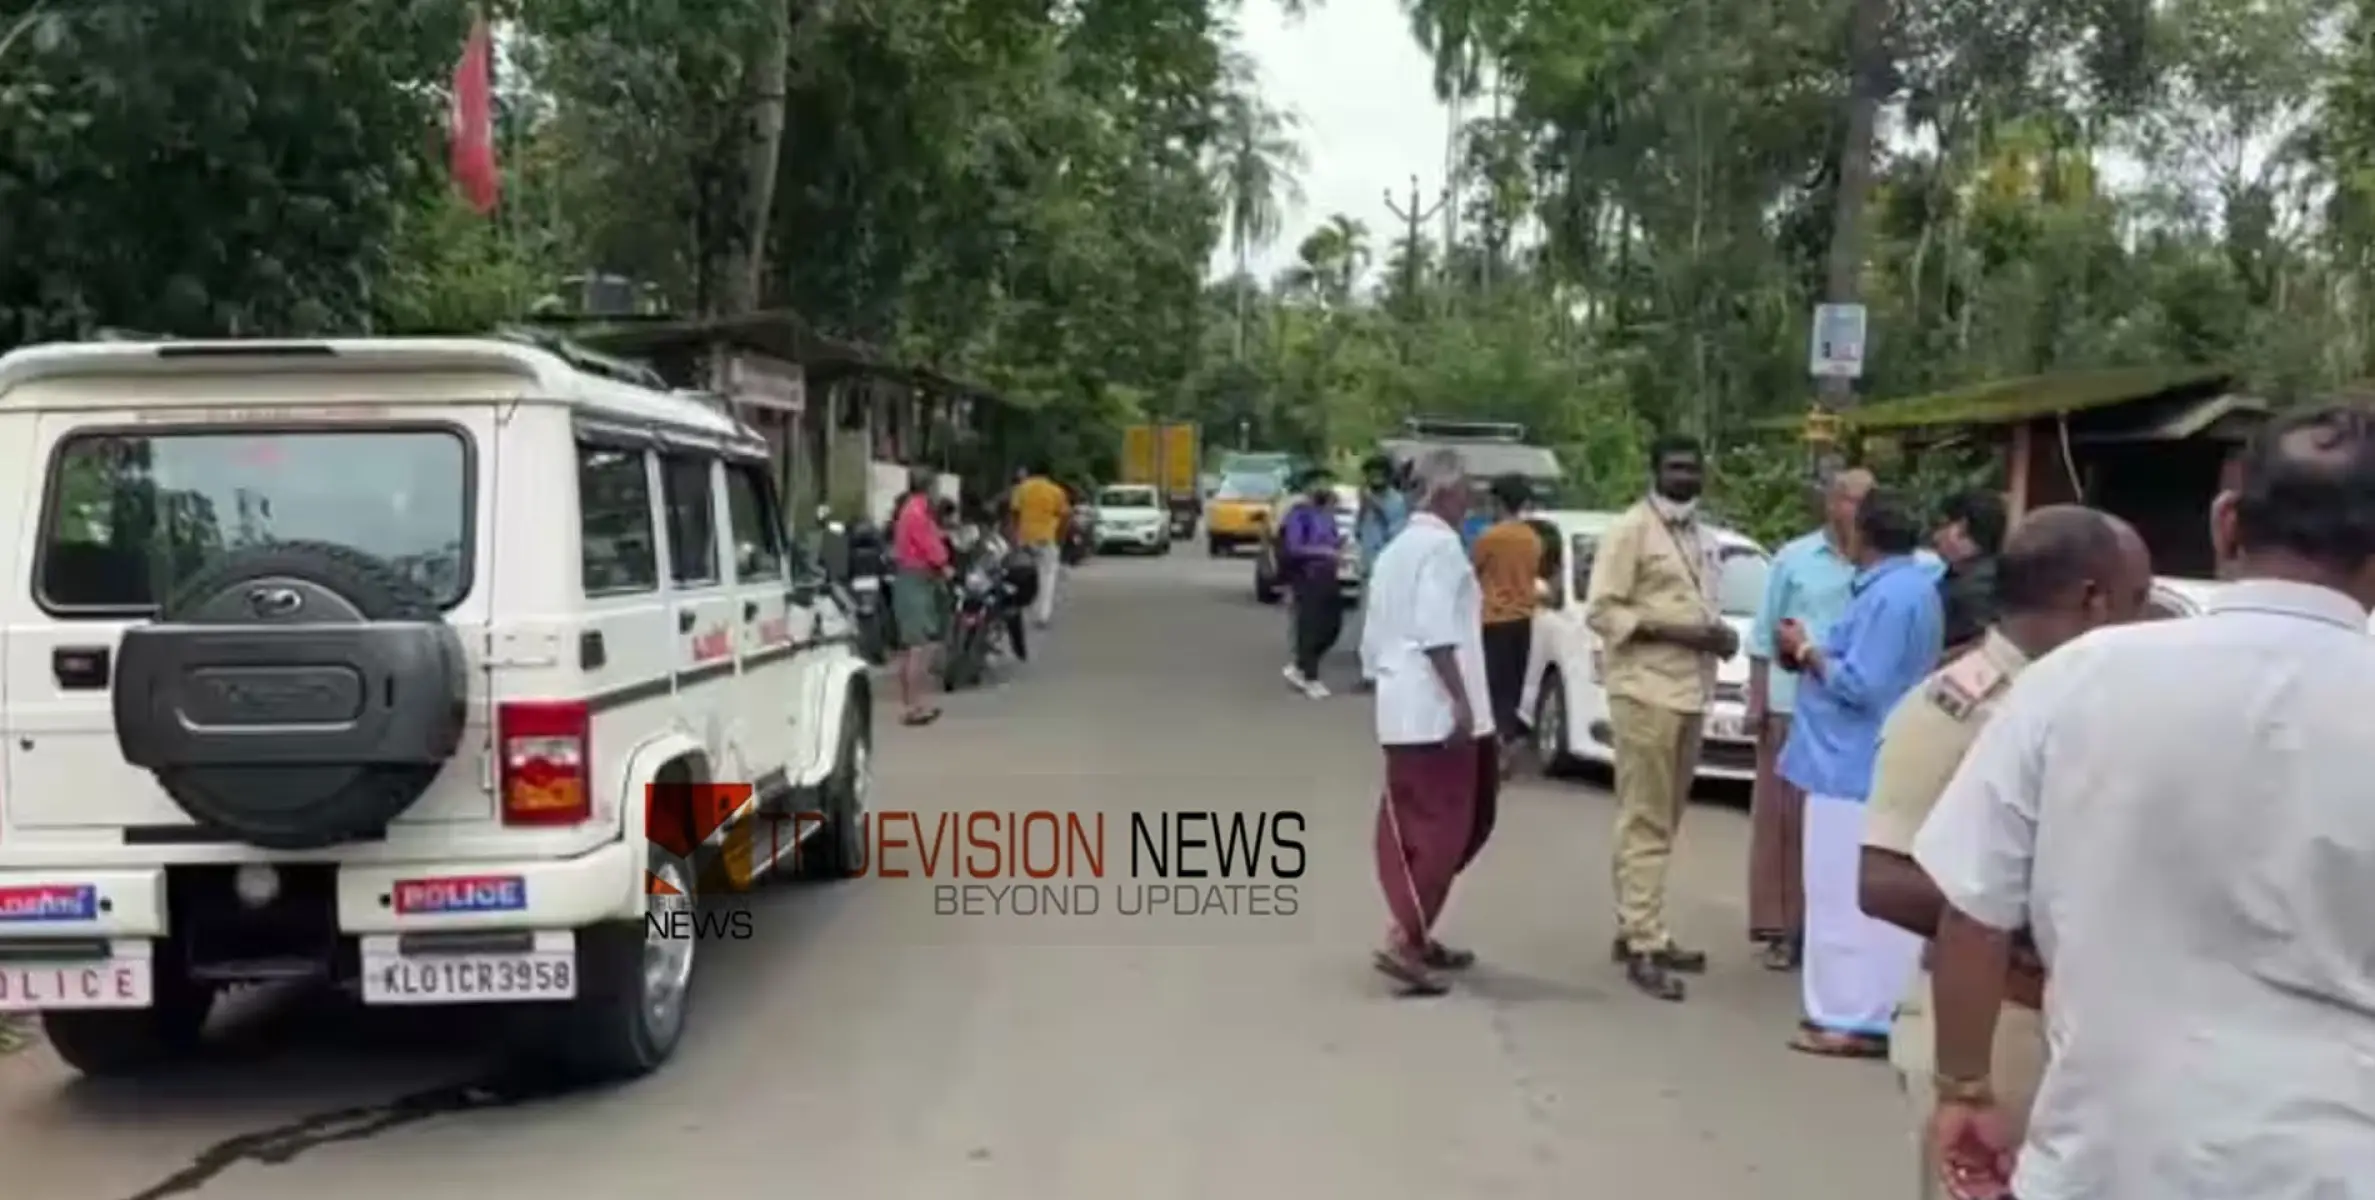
2 551 1909 1200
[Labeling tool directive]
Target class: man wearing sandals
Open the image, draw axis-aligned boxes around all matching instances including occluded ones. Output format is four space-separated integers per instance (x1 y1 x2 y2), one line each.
1856 506 2150 1194
1746 468 1874 973
1771 487 1942 1052
1362 449 1498 995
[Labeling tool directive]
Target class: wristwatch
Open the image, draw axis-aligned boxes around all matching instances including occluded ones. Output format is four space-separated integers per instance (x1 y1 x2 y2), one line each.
1932 1073 1995 1105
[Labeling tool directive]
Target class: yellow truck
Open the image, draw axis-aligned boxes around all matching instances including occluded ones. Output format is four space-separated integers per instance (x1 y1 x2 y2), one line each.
1119 422 1201 538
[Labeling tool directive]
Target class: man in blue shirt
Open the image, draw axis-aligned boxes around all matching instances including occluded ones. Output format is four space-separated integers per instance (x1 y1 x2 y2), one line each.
1774 486 1943 1057
1744 468 1872 971
1354 455 1410 690
1354 454 1409 568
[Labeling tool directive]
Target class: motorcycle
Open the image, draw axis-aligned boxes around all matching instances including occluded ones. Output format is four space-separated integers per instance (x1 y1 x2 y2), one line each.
829 512 895 665
942 526 1036 691
1061 503 1093 566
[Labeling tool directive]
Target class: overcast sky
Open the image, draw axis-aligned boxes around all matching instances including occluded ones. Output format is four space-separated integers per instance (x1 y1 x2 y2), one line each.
1215 0 1452 283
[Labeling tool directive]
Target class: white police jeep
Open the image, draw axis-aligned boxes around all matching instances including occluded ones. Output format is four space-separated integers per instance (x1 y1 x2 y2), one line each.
0 336 873 1079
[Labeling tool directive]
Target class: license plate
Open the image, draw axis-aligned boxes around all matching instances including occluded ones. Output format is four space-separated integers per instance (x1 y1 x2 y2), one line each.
361 947 576 1005
0 947 153 1011
1706 713 1744 740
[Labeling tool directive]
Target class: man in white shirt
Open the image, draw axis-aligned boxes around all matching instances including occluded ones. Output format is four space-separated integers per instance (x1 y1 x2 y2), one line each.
1361 448 1497 996
1914 405 2375 1200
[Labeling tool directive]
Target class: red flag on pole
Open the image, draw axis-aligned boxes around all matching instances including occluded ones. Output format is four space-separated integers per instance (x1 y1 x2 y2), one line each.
448 15 499 215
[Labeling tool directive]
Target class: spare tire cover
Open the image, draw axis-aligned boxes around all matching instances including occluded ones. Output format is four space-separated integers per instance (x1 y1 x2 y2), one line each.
141 540 468 849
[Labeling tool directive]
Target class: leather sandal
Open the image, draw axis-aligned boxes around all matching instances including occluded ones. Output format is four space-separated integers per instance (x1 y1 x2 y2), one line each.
1372 948 1449 997
1788 1026 1888 1058
1422 942 1476 971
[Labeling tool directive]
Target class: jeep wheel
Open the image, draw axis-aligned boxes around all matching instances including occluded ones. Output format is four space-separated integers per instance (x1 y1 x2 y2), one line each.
544 852 696 1082
804 707 872 880
42 963 215 1078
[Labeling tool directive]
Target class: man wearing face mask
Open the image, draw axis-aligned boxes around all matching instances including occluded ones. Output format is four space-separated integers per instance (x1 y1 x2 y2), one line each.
1585 434 1739 1001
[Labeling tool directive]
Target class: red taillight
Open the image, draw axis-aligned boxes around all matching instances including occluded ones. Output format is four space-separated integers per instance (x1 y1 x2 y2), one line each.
499 700 590 826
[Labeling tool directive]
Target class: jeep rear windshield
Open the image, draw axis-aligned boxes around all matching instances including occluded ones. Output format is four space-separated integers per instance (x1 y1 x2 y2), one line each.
39 428 471 613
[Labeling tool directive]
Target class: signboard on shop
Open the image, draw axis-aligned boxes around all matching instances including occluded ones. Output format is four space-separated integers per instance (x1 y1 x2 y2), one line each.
719 353 805 413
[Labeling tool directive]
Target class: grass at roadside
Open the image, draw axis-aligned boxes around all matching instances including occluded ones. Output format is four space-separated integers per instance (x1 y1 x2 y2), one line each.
0 1014 32 1056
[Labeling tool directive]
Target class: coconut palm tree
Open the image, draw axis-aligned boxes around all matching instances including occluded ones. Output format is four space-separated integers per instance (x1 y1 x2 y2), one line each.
1284 213 1371 306
1212 59 1307 358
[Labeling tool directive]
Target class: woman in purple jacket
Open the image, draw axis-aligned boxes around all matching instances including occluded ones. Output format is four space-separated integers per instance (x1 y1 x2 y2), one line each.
1280 469 1346 698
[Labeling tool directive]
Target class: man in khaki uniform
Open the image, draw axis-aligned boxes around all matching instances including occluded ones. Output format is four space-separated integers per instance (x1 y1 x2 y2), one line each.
1585 434 1738 1001
1857 505 2153 1197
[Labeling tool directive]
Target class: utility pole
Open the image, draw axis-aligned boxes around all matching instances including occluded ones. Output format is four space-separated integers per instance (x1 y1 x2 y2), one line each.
1383 174 1447 328
1807 0 1890 478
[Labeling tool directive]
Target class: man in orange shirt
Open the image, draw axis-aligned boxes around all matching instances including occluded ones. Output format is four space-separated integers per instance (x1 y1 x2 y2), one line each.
1008 462 1071 628
1471 475 1544 772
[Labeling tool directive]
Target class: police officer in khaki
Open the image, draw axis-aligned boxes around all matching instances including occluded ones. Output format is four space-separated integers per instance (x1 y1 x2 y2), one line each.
1585 434 1737 1001
1857 505 2154 1197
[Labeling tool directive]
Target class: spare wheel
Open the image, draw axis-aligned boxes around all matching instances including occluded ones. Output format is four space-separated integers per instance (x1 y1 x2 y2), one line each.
111 540 470 849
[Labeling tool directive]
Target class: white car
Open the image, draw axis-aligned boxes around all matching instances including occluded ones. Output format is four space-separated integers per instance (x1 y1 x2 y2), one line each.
1253 483 1363 605
2140 576 2375 629
1521 511 1770 782
1093 484 1171 554
0 336 873 1082
2148 576 2220 618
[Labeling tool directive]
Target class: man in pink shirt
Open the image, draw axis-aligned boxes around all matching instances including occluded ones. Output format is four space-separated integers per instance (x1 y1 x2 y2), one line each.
889 468 950 726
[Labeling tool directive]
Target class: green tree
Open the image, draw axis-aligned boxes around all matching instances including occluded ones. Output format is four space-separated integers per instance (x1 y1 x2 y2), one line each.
0 0 479 346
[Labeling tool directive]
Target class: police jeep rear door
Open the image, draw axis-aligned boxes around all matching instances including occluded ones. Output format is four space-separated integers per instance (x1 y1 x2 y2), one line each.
0 349 503 844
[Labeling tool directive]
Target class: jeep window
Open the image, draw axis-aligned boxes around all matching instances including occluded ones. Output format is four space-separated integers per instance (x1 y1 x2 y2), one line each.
723 461 785 583
40 428 469 612
578 444 658 594
659 453 720 586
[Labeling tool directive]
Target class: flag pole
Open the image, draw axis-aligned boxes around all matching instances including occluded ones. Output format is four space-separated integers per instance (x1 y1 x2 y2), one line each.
485 5 512 246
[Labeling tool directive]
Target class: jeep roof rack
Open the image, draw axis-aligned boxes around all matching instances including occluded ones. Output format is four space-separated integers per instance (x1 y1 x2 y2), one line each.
491 325 668 391
1402 416 1526 442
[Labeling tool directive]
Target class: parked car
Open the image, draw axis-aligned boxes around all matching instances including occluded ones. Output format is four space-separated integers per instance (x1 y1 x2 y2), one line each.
1204 470 1285 556
1252 482 1362 605
2146 576 2375 629
2145 576 2224 618
1216 451 1300 480
1093 484 1172 555
1520 510 1769 781
0 335 873 1083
